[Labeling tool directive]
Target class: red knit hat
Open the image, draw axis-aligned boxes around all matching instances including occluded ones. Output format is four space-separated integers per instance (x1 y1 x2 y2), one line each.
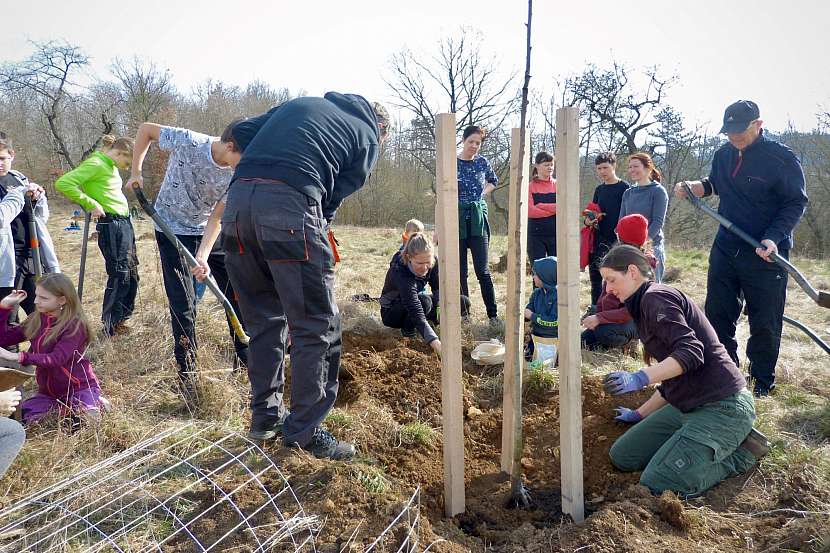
615 214 649 247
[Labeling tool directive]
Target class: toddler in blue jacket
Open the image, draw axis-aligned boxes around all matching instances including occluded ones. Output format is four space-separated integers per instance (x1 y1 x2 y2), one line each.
524 256 558 360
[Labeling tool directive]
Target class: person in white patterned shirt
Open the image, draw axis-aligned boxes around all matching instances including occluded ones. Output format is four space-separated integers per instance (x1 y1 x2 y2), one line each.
127 122 246 396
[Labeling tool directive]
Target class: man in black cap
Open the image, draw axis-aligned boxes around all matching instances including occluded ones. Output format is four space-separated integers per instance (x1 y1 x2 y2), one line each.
675 100 808 396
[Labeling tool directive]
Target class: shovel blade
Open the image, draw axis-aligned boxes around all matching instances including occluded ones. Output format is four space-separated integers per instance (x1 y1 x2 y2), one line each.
818 291 830 309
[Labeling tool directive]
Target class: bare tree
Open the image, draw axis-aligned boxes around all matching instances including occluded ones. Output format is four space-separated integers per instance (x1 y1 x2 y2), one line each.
562 61 676 154
386 28 518 169
0 40 111 168
111 57 175 128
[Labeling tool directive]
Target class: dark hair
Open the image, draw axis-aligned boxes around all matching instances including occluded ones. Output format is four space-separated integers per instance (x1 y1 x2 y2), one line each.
220 118 245 152
628 152 662 183
595 152 616 166
532 151 554 178
600 244 654 280
462 125 486 141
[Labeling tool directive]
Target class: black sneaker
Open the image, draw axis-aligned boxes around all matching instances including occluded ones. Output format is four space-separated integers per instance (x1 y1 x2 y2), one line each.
291 428 355 460
248 412 289 442
401 328 417 338
753 383 776 398
739 428 771 461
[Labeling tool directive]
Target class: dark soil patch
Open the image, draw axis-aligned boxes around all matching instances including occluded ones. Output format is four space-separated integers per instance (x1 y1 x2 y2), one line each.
335 331 651 540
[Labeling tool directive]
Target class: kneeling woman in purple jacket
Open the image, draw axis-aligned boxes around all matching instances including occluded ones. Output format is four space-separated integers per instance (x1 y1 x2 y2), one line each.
0 273 103 425
600 244 769 498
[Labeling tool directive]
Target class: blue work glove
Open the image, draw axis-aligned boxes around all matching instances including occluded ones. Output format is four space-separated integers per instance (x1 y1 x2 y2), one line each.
603 370 650 395
614 407 643 424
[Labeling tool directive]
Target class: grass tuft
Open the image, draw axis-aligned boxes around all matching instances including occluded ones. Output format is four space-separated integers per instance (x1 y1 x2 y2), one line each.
398 421 437 447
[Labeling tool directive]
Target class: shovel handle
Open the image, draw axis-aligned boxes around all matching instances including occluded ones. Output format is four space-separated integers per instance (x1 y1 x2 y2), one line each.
681 182 826 307
133 187 250 344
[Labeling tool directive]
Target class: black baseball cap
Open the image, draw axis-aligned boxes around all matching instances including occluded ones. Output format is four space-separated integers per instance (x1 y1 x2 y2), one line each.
719 100 760 134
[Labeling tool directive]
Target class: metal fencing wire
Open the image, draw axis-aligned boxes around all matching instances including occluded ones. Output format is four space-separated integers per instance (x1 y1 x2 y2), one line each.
0 423 319 552
0 423 444 552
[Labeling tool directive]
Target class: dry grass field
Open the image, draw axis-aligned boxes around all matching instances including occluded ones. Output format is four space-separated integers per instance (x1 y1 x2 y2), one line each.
0 201 828 552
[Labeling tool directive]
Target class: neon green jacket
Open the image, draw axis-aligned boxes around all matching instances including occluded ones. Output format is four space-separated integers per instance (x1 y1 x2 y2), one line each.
55 151 129 217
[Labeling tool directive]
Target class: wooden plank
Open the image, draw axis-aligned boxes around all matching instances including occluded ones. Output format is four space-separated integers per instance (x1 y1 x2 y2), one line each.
500 127 531 474
555 106 585 523
435 112 465 517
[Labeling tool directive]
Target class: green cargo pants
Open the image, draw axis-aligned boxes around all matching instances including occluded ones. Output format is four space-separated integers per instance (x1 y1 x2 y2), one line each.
609 389 757 497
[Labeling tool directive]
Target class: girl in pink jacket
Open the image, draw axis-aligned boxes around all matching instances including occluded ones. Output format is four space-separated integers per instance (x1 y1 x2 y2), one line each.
0 273 102 425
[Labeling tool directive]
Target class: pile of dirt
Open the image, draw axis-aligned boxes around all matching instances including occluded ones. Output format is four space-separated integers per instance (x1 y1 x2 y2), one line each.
169 331 830 552
335 331 652 544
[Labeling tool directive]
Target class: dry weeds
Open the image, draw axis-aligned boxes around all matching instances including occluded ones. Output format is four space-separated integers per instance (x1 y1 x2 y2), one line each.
2 206 828 552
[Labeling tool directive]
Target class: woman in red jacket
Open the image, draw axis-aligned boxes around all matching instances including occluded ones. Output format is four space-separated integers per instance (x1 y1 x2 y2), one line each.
527 151 557 263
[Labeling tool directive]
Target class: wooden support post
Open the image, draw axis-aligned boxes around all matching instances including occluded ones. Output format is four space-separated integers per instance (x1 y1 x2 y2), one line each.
555 107 585 523
500 127 531 475
435 112 465 517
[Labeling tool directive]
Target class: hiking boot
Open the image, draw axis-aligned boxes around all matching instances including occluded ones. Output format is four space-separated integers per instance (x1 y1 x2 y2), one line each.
488 317 504 333
401 327 417 339
290 427 355 461
739 428 771 461
248 412 290 442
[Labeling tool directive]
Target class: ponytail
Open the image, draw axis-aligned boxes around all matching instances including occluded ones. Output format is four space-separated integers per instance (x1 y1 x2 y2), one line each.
402 232 434 265
650 168 662 183
101 134 134 154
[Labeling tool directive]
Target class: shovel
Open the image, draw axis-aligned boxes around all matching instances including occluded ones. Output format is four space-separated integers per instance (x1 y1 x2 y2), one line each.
681 183 830 309
77 211 91 300
23 195 42 280
0 362 36 391
132 187 249 345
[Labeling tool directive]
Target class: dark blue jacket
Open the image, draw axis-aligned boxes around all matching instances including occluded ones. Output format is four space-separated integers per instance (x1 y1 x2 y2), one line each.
526 256 558 337
231 92 381 223
704 131 807 252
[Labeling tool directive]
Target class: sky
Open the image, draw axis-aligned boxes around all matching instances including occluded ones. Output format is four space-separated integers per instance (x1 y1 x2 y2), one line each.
4 0 830 135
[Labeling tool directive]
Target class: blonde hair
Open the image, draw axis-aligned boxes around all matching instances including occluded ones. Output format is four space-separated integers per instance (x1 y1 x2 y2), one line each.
23 273 93 348
402 232 435 265
101 134 134 153
402 219 425 241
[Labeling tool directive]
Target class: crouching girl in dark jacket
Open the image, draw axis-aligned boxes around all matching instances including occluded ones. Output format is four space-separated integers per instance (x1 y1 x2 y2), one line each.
380 233 470 355
600 244 768 497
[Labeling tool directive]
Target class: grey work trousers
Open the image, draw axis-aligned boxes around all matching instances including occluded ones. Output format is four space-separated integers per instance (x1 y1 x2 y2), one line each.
221 180 340 448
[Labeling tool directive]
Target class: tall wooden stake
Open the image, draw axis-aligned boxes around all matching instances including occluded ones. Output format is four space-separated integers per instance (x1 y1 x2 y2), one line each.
500 127 530 479
555 106 585 523
435 112 465 517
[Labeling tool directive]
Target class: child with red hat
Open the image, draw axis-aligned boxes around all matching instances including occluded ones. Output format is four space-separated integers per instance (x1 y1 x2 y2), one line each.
580 214 652 350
